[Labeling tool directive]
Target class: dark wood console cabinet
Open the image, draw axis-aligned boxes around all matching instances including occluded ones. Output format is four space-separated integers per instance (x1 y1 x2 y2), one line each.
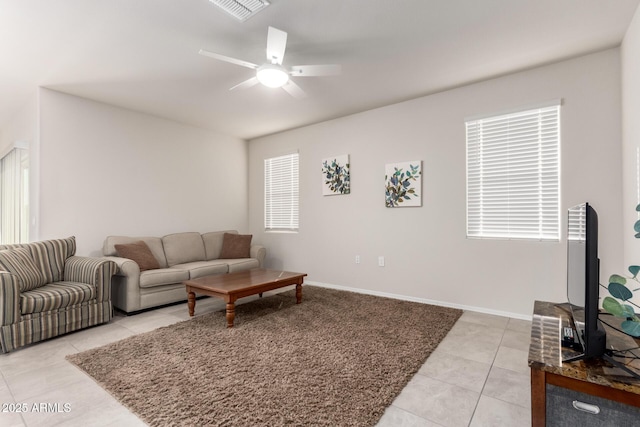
528 301 640 426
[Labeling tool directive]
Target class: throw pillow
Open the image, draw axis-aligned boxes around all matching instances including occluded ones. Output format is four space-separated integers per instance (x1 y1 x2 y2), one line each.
115 241 160 271
0 247 47 291
219 233 252 259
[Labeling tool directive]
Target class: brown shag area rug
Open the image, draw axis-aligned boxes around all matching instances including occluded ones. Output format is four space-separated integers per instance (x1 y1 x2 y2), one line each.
67 286 462 426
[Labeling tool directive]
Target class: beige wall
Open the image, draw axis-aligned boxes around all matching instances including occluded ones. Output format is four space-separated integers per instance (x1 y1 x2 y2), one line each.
37 89 250 256
621 5 640 307
0 95 37 154
248 49 623 318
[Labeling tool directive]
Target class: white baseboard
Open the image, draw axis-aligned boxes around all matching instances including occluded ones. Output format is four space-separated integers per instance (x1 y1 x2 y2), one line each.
305 280 533 321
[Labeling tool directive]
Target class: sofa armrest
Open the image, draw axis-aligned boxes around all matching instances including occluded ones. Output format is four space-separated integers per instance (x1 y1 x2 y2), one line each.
103 256 140 277
250 245 266 268
64 256 117 303
0 272 21 326
102 256 143 313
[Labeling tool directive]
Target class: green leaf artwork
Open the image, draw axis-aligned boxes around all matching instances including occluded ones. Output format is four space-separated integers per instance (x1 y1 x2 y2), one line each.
602 205 640 337
385 161 422 207
321 154 350 195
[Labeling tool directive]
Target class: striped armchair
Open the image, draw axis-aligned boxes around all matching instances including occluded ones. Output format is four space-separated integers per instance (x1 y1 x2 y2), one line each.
0 237 116 353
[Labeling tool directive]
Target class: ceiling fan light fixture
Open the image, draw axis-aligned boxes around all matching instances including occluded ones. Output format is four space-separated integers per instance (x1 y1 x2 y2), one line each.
209 0 270 22
256 64 289 88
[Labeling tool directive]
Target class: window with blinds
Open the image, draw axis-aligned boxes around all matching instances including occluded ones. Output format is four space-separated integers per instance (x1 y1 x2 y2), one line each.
0 147 29 244
264 152 299 232
466 104 560 241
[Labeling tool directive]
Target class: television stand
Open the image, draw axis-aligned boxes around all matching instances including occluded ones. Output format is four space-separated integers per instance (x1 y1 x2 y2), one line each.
529 301 640 426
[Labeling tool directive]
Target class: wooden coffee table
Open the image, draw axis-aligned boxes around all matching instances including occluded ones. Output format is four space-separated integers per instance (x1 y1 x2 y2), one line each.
183 268 307 327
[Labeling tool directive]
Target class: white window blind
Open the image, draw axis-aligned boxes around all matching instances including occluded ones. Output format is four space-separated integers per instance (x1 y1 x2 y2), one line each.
264 152 299 231
466 104 560 240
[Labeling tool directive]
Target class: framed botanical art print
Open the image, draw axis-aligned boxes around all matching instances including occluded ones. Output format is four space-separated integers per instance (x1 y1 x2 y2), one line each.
322 154 350 195
384 161 422 207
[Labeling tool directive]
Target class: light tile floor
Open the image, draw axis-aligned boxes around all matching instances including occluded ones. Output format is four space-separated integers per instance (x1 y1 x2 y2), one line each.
377 311 533 427
0 295 532 426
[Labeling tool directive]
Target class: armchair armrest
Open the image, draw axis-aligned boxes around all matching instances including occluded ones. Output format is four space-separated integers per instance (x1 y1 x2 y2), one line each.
250 245 266 268
64 256 117 303
0 272 21 326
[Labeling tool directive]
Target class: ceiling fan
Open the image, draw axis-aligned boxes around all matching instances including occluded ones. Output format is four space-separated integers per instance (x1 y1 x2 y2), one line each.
199 26 341 99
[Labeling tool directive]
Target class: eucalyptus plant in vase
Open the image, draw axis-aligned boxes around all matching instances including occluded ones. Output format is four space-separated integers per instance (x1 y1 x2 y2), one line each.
602 203 640 337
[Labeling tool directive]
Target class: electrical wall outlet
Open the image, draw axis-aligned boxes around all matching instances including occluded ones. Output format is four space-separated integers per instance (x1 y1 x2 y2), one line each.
378 256 385 267
355 255 360 264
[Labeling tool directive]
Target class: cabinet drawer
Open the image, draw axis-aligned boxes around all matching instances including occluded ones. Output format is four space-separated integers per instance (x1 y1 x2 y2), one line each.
546 384 640 427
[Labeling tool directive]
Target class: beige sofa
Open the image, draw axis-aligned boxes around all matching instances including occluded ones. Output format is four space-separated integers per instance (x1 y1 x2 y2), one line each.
103 231 265 314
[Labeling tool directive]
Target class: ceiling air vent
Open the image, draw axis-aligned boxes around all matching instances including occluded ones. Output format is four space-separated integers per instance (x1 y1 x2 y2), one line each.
209 0 270 22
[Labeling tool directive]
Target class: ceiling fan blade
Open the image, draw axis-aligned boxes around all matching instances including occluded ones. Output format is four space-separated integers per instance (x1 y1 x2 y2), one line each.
266 26 287 65
282 80 307 99
290 64 342 77
229 77 260 91
198 49 258 70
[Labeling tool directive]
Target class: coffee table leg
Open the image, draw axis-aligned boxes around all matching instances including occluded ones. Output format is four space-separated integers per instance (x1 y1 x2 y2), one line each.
226 302 235 328
188 291 196 316
296 283 302 304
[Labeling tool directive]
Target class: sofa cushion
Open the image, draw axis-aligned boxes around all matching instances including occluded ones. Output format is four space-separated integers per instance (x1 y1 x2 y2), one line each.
104 236 168 268
202 230 237 260
0 248 47 291
172 261 229 279
27 237 76 284
20 281 96 314
114 241 160 271
139 268 190 289
226 258 260 273
162 232 206 266
219 233 252 259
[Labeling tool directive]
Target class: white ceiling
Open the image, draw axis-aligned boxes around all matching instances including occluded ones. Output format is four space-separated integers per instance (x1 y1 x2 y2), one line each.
1 0 638 140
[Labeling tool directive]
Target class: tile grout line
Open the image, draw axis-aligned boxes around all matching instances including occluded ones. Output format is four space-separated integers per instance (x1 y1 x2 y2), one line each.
466 322 509 426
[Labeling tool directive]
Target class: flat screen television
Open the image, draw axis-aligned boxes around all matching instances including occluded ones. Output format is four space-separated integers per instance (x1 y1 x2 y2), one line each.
566 202 606 359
